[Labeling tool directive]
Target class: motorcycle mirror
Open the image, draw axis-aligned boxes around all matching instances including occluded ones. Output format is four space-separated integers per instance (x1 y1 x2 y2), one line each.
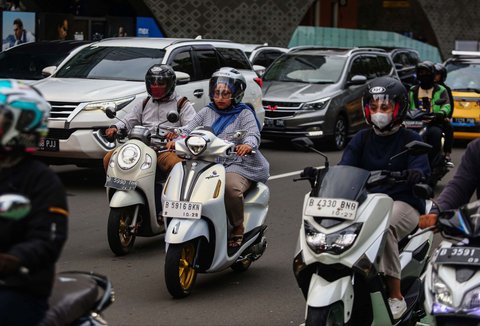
0 194 31 221
413 184 433 199
291 137 315 151
405 140 432 155
232 130 247 139
166 110 179 123
105 104 117 119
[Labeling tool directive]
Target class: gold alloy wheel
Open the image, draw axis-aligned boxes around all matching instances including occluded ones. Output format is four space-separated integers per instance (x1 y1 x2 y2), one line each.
178 243 196 290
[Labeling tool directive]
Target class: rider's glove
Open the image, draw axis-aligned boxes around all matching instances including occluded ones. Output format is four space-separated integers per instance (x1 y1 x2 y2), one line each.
406 169 423 186
434 111 446 122
0 253 20 276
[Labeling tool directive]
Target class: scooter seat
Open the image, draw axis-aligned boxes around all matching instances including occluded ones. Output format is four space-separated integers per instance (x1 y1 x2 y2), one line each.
40 273 99 326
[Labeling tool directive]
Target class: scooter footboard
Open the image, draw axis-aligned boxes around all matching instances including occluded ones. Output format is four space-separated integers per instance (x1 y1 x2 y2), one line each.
165 218 210 245
306 273 353 323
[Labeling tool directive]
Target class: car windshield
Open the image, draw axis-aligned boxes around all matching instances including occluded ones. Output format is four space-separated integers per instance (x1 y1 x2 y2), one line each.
445 61 480 91
0 47 72 80
262 54 346 84
55 46 166 81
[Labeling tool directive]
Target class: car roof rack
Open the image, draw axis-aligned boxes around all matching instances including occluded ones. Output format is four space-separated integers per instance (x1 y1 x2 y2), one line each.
288 46 386 54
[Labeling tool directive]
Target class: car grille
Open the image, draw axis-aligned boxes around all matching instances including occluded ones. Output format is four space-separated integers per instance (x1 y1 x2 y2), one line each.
49 101 80 119
45 128 76 140
263 101 303 118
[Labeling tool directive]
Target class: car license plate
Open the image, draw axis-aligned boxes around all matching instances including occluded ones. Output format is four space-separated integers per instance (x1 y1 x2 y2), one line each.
104 176 137 191
264 118 284 128
404 120 423 129
434 247 480 266
162 200 202 219
452 118 475 127
304 197 358 220
38 138 59 152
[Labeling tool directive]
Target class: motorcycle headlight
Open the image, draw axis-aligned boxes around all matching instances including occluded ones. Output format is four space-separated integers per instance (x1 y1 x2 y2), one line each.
117 144 141 170
462 286 480 311
304 220 362 255
302 98 330 111
431 272 453 306
186 136 207 156
84 97 135 112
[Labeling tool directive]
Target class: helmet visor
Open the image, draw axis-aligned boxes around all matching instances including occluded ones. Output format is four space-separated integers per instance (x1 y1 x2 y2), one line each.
209 77 236 100
366 94 396 112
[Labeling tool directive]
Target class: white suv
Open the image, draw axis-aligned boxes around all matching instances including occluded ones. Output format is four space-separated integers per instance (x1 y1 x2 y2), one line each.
32 37 264 167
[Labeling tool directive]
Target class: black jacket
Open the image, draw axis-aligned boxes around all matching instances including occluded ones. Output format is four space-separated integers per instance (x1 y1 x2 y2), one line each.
0 157 68 298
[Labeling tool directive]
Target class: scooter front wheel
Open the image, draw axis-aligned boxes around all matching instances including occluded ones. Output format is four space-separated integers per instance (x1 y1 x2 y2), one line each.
107 206 138 256
306 303 344 326
164 241 198 298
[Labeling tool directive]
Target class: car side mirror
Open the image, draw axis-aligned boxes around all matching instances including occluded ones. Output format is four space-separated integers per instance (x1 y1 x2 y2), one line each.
175 71 190 85
347 75 367 86
41 66 57 77
253 64 266 77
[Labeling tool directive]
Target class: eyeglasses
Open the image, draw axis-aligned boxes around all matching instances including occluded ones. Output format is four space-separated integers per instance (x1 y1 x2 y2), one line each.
213 90 232 99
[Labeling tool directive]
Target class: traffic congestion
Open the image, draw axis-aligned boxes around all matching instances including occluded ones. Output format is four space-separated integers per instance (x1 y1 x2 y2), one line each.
1 3 480 326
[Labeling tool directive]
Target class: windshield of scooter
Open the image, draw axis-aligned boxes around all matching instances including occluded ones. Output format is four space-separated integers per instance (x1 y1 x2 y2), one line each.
315 165 370 201
462 200 480 237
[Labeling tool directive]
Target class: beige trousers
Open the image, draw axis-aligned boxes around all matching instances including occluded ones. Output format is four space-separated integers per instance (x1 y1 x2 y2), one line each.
224 172 252 228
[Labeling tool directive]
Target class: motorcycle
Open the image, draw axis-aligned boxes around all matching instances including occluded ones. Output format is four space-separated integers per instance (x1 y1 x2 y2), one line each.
0 194 115 326
404 108 452 187
104 106 179 255
416 190 480 325
291 137 433 325
162 127 269 298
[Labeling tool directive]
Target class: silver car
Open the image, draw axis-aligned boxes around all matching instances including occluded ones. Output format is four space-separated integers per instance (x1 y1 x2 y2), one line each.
32 37 264 167
261 47 398 150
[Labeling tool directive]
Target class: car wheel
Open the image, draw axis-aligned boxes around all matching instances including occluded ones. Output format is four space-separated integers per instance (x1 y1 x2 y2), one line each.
329 115 347 150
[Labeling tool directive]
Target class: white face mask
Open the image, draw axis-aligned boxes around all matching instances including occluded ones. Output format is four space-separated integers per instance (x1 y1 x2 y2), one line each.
370 112 392 130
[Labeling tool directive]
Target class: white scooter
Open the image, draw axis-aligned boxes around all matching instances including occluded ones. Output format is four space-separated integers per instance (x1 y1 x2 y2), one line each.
104 107 179 255
291 137 433 325
416 193 480 326
162 127 269 298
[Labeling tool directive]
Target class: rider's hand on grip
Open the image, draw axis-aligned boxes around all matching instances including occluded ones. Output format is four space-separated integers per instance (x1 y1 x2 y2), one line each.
406 169 423 185
419 213 438 229
166 141 176 151
0 253 20 276
105 127 118 141
165 132 177 141
235 144 252 156
434 111 446 122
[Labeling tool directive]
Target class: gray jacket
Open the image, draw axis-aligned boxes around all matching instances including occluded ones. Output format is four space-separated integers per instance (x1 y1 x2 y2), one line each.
114 92 196 132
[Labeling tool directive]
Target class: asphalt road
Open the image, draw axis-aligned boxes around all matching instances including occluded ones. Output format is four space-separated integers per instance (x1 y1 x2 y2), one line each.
52 139 469 326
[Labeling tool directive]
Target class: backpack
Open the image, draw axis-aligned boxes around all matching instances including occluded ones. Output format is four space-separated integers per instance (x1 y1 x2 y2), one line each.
142 96 189 114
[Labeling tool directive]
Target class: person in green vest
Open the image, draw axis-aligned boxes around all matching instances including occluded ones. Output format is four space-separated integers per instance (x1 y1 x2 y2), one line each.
408 61 451 164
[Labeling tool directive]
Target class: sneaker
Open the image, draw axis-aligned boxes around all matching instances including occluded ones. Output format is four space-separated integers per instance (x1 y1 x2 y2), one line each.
388 297 407 320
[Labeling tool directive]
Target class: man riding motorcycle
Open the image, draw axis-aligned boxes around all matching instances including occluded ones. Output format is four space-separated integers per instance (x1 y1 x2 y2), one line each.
408 61 451 164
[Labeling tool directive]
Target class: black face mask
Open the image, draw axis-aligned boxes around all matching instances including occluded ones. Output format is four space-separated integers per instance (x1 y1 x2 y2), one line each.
418 74 434 89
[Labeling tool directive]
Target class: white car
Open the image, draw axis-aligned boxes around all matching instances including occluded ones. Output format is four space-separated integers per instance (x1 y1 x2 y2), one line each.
238 43 288 74
32 37 264 167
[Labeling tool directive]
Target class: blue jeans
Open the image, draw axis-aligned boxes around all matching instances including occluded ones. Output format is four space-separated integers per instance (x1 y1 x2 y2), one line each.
0 288 48 325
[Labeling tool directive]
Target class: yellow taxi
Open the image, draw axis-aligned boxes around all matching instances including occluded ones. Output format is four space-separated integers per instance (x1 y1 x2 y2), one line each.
444 51 480 139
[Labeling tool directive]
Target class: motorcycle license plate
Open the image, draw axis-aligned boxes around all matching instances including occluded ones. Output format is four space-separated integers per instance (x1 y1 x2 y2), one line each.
404 120 423 129
104 176 137 191
434 247 480 266
304 197 358 220
162 200 202 219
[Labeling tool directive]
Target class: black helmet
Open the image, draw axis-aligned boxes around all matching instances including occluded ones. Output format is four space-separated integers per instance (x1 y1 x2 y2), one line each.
434 63 447 83
363 76 408 132
209 67 247 105
416 61 435 89
145 64 176 100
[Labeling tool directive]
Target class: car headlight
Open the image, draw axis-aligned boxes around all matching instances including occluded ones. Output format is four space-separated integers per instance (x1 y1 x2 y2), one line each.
431 272 453 306
304 220 362 255
117 144 141 170
186 136 207 156
302 98 330 111
84 97 135 112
